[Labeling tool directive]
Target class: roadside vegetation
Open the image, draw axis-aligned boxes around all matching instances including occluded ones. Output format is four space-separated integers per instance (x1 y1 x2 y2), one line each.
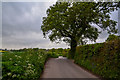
2 48 68 80
1 35 120 79
74 35 120 79
2 49 47 80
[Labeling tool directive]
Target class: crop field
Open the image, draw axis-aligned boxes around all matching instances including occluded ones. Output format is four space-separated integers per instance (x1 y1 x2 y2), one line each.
2 49 48 80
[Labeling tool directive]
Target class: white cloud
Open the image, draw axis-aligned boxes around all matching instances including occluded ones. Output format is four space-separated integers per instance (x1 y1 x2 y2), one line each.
2 0 57 2
2 2 69 49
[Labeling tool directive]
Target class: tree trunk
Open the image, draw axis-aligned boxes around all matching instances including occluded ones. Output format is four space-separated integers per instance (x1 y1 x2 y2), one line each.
69 38 77 59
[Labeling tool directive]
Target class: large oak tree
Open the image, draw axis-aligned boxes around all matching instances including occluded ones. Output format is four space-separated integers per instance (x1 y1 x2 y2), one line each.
41 2 119 58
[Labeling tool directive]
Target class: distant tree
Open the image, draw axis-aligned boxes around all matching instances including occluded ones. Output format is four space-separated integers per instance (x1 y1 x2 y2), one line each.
106 34 119 41
4 48 7 51
57 48 63 54
41 2 119 58
33 48 39 51
51 48 55 53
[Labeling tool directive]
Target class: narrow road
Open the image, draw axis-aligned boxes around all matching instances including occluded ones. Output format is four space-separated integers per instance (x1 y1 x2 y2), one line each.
41 56 99 79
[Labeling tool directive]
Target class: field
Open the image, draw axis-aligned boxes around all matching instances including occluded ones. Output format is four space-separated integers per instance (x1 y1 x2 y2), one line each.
1 48 69 80
2 49 52 80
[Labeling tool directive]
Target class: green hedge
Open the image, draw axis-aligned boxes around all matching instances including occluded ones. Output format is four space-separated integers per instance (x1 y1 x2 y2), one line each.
74 39 120 79
62 49 69 57
47 52 59 58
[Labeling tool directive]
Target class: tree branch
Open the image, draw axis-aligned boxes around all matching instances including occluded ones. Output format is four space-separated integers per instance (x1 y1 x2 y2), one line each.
58 29 72 38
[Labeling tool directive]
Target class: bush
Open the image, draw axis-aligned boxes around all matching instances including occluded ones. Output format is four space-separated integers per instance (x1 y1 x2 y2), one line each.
47 52 59 58
74 39 120 79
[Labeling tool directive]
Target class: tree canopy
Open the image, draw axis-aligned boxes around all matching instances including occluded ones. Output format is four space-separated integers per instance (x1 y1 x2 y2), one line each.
106 34 119 41
41 2 119 58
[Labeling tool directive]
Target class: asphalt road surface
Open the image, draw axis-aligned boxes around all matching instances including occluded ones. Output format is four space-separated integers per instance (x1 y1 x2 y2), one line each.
41 56 99 79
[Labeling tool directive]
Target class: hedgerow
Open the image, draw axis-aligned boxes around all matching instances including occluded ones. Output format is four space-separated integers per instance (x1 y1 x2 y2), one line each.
74 39 120 79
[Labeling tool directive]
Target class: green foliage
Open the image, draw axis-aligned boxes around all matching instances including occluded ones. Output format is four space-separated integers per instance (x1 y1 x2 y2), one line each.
57 48 63 54
47 48 69 57
2 48 71 80
106 34 119 42
47 48 61 58
41 2 118 58
47 52 59 58
2 49 48 80
62 49 69 57
74 39 120 79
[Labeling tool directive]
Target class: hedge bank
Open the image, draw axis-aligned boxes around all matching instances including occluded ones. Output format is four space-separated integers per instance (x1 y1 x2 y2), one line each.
74 39 120 79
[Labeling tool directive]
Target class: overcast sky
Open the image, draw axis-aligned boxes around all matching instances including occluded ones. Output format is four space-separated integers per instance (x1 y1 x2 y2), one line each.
2 2 119 49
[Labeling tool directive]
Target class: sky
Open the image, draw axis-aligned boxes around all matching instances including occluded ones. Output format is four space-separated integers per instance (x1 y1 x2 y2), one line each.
1 1 119 49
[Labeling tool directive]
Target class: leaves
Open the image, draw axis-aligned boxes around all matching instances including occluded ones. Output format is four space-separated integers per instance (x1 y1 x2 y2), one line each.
41 2 118 45
75 39 120 79
106 34 119 41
